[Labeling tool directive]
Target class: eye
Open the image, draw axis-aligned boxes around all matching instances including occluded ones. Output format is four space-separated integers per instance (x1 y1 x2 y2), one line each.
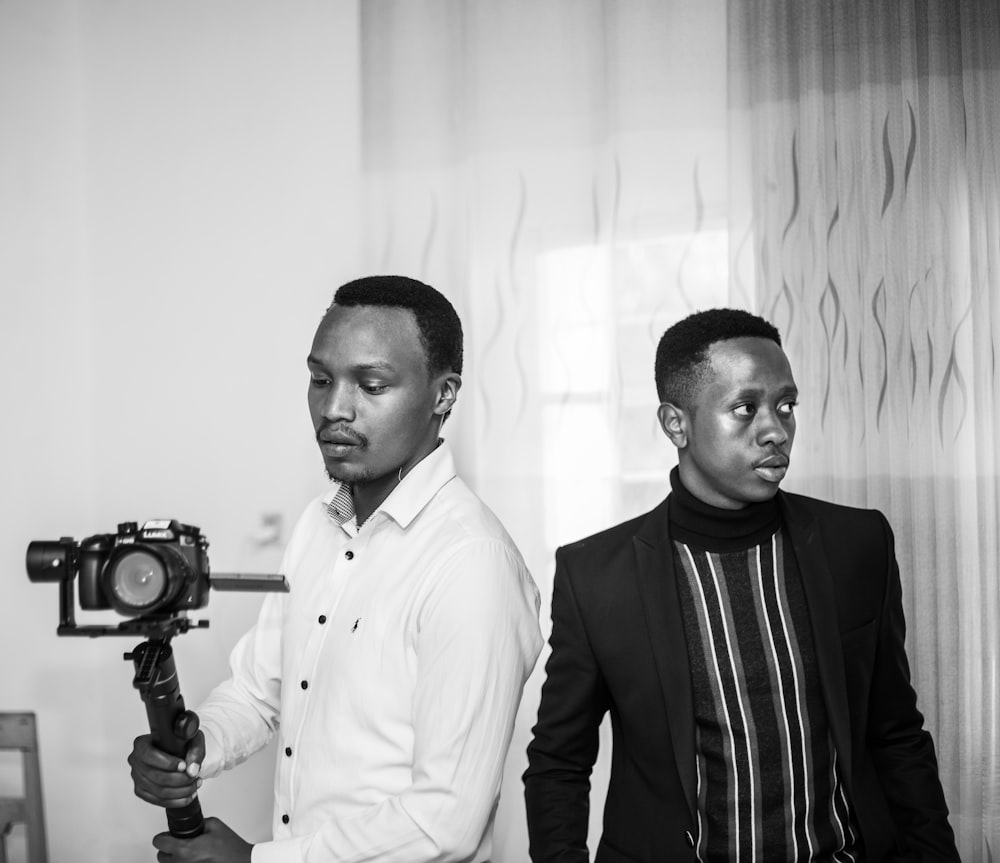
778 400 798 417
733 403 756 419
361 383 388 395
309 375 331 388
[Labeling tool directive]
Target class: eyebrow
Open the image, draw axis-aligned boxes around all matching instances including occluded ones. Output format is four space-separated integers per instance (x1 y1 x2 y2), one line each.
730 383 799 399
306 355 397 373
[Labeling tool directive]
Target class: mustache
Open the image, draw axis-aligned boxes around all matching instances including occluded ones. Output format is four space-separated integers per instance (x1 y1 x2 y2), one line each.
316 422 369 448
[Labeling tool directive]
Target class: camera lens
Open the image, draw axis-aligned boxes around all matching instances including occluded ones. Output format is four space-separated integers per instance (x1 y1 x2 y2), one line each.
25 540 73 582
106 549 168 613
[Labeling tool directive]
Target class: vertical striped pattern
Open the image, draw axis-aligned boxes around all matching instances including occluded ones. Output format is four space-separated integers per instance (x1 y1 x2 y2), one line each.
674 531 858 862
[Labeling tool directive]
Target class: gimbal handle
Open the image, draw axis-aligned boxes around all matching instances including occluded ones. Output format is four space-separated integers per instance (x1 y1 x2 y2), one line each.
126 638 205 839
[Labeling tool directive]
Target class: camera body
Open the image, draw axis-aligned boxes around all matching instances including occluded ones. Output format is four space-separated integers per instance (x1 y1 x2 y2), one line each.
28 519 210 621
77 519 209 616
28 518 286 638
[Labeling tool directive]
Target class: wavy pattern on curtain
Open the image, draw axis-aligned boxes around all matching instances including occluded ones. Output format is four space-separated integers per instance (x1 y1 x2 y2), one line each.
359 2 733 859
731 2 1000 858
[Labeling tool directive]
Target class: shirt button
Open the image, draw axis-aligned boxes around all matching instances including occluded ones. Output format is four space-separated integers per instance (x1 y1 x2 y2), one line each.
300 680 308 690
318 614 327 624
284 746 292 757
345 550 354 560
282 814 290 825
684 830 695 848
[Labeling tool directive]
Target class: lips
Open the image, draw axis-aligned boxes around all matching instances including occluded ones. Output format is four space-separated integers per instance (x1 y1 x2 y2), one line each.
320 431 361 446
753 454 789 483
317 426 365 461
317 424 364 447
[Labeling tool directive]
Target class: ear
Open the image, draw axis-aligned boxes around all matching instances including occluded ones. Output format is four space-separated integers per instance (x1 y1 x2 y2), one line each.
657 401 688 449
432 373 462 417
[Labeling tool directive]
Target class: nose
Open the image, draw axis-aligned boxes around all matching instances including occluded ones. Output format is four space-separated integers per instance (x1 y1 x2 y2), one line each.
319 381 356 422
756 407 790 447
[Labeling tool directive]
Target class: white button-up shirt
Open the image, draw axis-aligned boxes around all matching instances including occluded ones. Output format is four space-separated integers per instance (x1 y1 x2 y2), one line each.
196 442 542 863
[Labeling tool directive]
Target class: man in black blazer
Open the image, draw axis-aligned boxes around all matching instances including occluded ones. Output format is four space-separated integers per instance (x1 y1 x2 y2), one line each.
524 309 958 862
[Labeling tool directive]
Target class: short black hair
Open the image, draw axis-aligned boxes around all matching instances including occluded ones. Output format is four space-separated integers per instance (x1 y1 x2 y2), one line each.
654 308 782 406
330 275 463 376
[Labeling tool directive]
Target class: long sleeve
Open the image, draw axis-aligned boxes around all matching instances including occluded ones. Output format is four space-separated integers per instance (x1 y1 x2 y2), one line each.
196 589 286 778
523 546 611 863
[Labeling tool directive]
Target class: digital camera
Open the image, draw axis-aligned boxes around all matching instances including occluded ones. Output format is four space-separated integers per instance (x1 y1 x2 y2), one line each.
27 519 210 619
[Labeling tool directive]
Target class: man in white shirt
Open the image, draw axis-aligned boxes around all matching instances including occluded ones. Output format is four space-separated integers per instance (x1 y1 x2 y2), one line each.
129 275 543 863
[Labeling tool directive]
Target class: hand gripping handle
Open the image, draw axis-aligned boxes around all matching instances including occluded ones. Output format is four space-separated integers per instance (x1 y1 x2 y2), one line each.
129 639 205 838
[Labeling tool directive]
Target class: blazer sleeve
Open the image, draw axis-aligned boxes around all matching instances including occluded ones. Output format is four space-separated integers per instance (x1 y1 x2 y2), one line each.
523 545 611 863
866 512 959 861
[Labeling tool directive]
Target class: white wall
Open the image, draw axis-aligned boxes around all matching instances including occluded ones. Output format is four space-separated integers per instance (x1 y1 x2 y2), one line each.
1 1 362 859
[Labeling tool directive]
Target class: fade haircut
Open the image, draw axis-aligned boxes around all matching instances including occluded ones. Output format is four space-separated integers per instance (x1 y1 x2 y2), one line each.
654 308 782 407
330 275 464 376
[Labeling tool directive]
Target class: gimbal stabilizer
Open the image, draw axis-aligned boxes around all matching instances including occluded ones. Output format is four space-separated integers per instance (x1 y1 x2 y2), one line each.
27 524 288 840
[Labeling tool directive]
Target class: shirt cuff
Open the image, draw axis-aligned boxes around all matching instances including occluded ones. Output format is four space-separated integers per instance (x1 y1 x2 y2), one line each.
197 723 225 780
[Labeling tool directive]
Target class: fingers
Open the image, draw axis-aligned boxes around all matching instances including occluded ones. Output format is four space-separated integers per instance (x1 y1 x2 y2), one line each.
153 828 179 856
183 730 207 778
131 733 186 771
152 818 252 863
133 766 202 808
151 819 221 853
129 733 202 808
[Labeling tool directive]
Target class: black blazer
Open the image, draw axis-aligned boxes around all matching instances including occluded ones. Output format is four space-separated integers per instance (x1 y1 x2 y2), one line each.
524 491 959 862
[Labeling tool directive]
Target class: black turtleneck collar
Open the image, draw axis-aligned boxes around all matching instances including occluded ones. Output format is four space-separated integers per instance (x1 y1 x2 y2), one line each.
668 466 782 552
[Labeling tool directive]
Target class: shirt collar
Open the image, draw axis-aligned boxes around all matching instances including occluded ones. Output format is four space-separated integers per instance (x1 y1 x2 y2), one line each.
322 439 457 532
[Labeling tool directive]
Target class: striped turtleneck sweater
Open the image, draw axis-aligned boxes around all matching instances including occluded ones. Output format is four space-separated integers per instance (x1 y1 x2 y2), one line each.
668 468 860 863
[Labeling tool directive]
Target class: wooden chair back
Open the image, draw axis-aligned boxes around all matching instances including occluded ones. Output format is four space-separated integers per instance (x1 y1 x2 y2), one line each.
0 713 48 863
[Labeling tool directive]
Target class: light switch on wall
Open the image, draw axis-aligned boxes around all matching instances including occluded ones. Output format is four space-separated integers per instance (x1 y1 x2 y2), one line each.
253 512 283 547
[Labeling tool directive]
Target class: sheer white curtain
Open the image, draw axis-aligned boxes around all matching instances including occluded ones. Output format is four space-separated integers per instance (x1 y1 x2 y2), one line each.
356 1 997 859
358 2 733 857
730 3 1000 858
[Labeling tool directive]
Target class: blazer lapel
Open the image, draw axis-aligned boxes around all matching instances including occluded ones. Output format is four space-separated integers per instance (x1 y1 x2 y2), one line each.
779 494 854 787
633 499 698 822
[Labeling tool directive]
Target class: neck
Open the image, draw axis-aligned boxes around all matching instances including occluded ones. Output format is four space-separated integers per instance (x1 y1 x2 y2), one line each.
668 467 781 550
351 438 441 525
351 478 396 528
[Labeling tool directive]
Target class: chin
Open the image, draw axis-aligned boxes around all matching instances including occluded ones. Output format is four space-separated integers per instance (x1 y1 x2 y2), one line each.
744 483 781 502
325 463 364 484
